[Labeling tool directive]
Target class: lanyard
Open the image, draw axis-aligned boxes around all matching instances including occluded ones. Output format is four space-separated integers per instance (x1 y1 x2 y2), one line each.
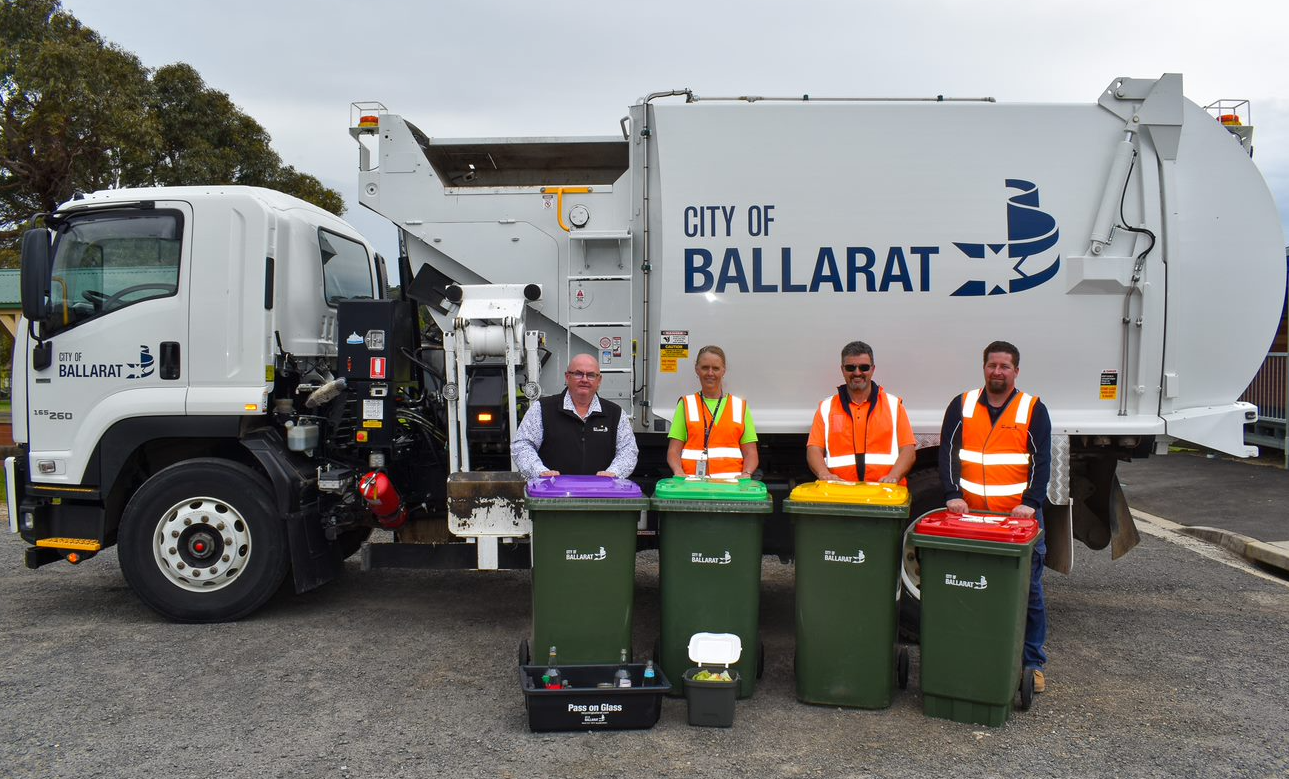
700 393 726 455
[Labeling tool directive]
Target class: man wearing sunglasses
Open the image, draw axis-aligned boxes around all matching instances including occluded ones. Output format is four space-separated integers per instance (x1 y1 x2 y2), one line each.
806 341 916 485
511 353 638 479
939 340 1052 693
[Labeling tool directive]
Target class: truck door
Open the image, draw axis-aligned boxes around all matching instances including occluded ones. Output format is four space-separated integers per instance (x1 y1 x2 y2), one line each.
25 204 190 487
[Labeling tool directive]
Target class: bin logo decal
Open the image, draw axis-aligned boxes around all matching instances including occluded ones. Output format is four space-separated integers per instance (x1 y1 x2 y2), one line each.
944 573 989 590
565 546 608 561
691 550 732 565
824 549 866 564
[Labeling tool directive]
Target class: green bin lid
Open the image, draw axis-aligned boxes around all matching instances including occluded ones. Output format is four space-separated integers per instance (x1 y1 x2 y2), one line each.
650 476 772 513
651 476 769 502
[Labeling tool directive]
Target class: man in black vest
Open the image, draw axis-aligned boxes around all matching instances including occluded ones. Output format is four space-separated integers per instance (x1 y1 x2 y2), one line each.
511 353 638 479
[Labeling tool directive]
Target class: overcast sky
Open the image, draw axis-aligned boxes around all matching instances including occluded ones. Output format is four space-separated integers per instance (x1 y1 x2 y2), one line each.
63 0 1289 259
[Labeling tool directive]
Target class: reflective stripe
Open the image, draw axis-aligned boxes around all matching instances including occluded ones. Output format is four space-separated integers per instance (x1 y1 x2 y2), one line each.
959 449 1031 466
685 394 700 423
1015 392 1034 425
962 389 981 418
707 472 743 480
959 478 1027 497
882 392 901 463
731 395 745 424
819 398 834 459
681 447 743 460
825 454 857 468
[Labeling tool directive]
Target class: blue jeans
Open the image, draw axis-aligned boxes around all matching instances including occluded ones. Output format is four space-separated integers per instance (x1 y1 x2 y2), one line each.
1025 511 1048 670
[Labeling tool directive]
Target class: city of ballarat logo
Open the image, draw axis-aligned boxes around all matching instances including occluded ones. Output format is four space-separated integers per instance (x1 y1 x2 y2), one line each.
951 179 1060 296
944 573 989 590
691 550 733 565
565 546 607 561
58 345 154 379
824 549 866 564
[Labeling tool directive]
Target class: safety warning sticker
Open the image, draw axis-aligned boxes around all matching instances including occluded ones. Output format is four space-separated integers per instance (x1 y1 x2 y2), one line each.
660 330 689 374
1099 370 1118 401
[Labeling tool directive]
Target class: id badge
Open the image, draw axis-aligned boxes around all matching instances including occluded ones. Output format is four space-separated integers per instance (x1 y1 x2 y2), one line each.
695 454 708 478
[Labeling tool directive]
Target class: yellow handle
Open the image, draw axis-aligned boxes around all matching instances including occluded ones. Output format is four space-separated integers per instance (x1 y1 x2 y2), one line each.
541 186 592 232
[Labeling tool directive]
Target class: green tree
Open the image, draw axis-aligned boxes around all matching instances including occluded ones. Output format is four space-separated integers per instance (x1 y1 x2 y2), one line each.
0 0 345 269
0 0 158 255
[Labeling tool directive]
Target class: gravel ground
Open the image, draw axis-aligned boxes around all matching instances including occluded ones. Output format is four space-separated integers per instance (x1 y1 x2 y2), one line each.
2 519 1287 779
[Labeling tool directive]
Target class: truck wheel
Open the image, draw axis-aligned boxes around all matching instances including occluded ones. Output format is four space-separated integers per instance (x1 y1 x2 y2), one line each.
118 459 288 623
899 469 943 643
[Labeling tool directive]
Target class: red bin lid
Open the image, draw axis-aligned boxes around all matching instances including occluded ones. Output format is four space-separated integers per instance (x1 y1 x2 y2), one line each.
914 510 1040 544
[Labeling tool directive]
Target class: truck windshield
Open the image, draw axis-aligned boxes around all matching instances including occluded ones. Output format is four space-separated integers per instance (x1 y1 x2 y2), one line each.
319 228 374 304
47 211 182 334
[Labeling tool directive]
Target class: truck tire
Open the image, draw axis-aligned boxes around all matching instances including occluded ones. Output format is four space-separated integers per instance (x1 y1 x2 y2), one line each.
117 459 288 623
898 469 943 642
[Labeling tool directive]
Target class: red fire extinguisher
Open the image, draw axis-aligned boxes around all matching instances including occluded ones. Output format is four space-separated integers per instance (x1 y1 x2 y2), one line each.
358 470 407 529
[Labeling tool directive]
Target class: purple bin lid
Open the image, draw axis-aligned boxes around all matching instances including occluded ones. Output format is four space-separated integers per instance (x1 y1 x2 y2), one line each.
525 474 644 499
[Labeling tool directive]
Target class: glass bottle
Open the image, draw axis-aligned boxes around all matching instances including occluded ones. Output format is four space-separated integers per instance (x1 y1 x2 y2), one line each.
544 645 561 690
614 648 632 688
643 659 657 686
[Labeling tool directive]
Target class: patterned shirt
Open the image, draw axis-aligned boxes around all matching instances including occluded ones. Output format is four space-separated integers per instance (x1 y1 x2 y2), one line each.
511 391 638 479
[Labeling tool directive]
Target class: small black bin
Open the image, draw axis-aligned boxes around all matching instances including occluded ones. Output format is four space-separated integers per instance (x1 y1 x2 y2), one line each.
519 664 672 732
682 668 740 727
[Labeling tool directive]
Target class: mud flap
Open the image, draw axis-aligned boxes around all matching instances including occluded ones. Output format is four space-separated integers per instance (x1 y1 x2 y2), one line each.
1071 458 1141 560
285 503 342 593
241 430 342 593
1043 502 1074 575
1107 476 1140 560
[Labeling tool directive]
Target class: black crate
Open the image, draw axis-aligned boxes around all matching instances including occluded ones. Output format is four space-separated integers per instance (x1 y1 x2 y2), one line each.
519 664 672 732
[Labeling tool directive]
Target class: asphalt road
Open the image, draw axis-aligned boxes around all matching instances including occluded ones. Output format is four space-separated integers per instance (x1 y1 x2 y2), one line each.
2 519 1287 779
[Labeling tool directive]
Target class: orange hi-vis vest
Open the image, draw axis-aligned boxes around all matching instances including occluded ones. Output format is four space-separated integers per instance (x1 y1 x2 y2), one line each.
958 388 1037 512
680 393 747 479
817 388 905 484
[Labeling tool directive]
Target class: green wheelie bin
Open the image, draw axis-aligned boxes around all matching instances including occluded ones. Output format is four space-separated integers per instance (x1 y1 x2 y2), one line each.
526 475 649 665
653 477 772 699
785 480 911 708
911 509 1042 726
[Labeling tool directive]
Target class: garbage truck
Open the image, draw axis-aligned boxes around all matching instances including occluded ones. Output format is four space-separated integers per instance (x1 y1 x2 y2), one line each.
7 74 1284 622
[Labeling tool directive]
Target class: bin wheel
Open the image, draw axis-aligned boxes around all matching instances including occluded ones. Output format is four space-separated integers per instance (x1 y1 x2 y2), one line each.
1018 667 1035 711
518 638 530 667
757 639 765 679
899 470 943 643
896 645 910 690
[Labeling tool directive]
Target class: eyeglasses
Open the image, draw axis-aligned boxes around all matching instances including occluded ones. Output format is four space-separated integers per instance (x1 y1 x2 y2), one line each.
842 363 873 373
566 371 601 380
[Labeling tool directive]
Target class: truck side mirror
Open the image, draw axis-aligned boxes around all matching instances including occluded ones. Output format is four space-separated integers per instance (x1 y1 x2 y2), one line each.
20 227 52 324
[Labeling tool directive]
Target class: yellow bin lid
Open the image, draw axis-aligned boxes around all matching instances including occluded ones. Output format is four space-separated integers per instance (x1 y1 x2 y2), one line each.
787 480 910 506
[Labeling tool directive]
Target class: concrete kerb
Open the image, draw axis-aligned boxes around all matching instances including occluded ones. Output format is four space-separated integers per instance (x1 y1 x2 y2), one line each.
1175 526 1289 576
1131 509 1289 579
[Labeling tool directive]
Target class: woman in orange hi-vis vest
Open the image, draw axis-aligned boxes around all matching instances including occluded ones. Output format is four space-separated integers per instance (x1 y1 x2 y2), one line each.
666 346 759 480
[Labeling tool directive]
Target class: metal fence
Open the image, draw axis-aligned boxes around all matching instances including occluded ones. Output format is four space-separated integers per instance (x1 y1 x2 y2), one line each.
1241 352 1287 464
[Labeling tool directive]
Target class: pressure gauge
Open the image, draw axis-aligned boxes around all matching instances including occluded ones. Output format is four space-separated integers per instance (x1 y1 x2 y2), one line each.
568 204 590 228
